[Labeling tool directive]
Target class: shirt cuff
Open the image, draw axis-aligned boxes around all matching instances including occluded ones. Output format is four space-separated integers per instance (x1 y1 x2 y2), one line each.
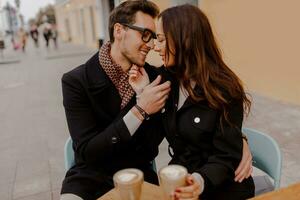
123 110 143 136
192 172 205 195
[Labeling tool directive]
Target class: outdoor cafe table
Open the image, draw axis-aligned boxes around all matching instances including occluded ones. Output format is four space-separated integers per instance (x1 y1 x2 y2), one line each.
98 181 300 200
97 182 164 200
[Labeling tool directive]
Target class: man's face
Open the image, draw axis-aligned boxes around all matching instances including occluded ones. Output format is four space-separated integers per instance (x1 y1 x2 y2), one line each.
119 11 156 67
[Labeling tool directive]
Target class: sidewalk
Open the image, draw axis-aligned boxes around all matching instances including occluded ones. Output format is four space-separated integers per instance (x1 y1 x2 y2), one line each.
0 38 299 200
0 37 21 64
0 39 95 200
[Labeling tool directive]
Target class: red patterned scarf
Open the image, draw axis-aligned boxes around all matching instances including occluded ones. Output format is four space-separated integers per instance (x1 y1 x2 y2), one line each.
99 42 134 109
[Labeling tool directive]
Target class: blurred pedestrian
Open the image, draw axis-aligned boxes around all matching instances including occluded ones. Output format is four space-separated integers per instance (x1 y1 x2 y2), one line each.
0 32 5 58
30 24 39 47
41 22 52 48
18 28 27 52
11 37 19 50
51 24 58 49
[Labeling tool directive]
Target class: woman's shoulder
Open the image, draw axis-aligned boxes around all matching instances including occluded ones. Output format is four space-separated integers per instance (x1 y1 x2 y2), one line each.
216 85 244 104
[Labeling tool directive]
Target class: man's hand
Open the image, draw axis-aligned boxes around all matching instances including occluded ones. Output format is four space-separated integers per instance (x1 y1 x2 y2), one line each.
234 139 253 182
137 75 171 115
129 65 149 95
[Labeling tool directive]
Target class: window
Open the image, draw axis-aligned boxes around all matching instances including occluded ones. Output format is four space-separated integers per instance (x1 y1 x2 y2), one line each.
89 6 96 41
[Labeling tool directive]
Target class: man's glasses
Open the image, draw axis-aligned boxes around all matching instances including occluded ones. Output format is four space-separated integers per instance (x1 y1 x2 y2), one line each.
121 23 157 43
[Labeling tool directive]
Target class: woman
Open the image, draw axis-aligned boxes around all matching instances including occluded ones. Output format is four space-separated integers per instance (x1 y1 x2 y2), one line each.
129 4 254 200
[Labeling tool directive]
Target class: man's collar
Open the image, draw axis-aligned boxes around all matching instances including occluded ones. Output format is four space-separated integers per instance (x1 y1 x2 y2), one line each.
110 42 131 72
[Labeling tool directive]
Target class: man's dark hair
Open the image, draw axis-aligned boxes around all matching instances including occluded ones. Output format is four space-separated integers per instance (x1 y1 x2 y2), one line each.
109 0 159 43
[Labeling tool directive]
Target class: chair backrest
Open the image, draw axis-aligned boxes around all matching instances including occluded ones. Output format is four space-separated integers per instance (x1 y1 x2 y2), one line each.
242 128 282 189
64 136 75 171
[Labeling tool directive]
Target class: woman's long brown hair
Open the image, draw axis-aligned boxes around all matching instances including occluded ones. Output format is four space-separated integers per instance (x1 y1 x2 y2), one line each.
159 4 251 126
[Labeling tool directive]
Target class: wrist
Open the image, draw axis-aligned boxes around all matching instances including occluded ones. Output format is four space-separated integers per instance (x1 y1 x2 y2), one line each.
131 107 144 121
135 88 144 95
242 133 248 143
135 104 150 120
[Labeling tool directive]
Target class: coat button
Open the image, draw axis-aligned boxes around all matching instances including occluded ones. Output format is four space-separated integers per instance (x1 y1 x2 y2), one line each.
161 108 166 113
111 136 118 144
194 117 200 123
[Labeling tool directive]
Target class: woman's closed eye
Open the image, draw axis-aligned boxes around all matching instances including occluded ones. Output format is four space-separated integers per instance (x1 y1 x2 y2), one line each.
157 37 165 42
156 34 166 42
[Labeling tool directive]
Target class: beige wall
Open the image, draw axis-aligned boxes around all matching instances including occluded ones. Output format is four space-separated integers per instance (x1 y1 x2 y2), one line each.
146 0 171 67
200 0 300 105
152 0 171 11
55 0 100 49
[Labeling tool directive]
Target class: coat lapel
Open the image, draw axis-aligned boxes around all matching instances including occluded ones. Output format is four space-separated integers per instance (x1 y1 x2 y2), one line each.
177 85 205 113
161 70 179 147
85 53 122 120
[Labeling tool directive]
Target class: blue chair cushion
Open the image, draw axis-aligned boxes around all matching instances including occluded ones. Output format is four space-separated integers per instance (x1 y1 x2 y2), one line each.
253 175 275 195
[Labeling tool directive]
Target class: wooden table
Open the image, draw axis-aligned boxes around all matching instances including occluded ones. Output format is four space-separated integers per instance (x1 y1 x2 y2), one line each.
98 182 300 200
98 182 164 200
251 182 300 200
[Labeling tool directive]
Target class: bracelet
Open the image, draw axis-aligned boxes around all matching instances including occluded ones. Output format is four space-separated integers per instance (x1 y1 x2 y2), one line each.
135 104 150 120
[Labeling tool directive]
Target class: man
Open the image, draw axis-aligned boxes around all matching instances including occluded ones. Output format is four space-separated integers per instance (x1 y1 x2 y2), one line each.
60 1 252 200
61 2 169 200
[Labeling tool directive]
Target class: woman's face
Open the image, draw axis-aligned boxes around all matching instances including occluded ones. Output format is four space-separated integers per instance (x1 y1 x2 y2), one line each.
154 18 175 67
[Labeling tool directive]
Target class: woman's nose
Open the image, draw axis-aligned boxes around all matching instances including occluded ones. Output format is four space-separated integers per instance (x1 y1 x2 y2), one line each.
154 44 160 52
153 40 159 51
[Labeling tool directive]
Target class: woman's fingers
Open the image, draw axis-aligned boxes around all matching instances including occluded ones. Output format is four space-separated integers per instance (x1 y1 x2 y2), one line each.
246 165 253 179
175 189 200 198
139 66 147 75
131 64 139 70
174 189 200 199
235 139 253 182
174 176 200 199
187 175 194 184
235 152 252 182
128 69 139 76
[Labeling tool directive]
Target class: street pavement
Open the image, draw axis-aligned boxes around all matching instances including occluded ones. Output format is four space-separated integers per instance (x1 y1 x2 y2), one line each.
0 38 299 200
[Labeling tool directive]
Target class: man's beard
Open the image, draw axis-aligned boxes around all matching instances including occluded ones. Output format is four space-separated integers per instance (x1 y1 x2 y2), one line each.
123 52 145 68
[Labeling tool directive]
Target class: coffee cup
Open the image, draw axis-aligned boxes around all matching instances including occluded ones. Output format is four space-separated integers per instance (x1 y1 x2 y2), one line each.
113 168 144 200
159 165 188 199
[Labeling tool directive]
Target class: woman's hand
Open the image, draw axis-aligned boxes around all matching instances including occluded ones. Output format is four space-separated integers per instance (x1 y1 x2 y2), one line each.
128 65 149 95
172 175 201 200
234 139 253 182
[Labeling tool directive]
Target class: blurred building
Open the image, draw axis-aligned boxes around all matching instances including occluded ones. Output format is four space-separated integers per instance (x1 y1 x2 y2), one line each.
54 0 112 49
0 2 20 35
0 7 9 35
54 0 198 49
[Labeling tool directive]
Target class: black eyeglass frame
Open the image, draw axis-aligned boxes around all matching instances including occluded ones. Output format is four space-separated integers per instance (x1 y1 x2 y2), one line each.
121 23 157 43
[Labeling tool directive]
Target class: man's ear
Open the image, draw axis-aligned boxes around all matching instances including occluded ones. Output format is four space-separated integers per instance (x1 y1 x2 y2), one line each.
113 23 124 41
